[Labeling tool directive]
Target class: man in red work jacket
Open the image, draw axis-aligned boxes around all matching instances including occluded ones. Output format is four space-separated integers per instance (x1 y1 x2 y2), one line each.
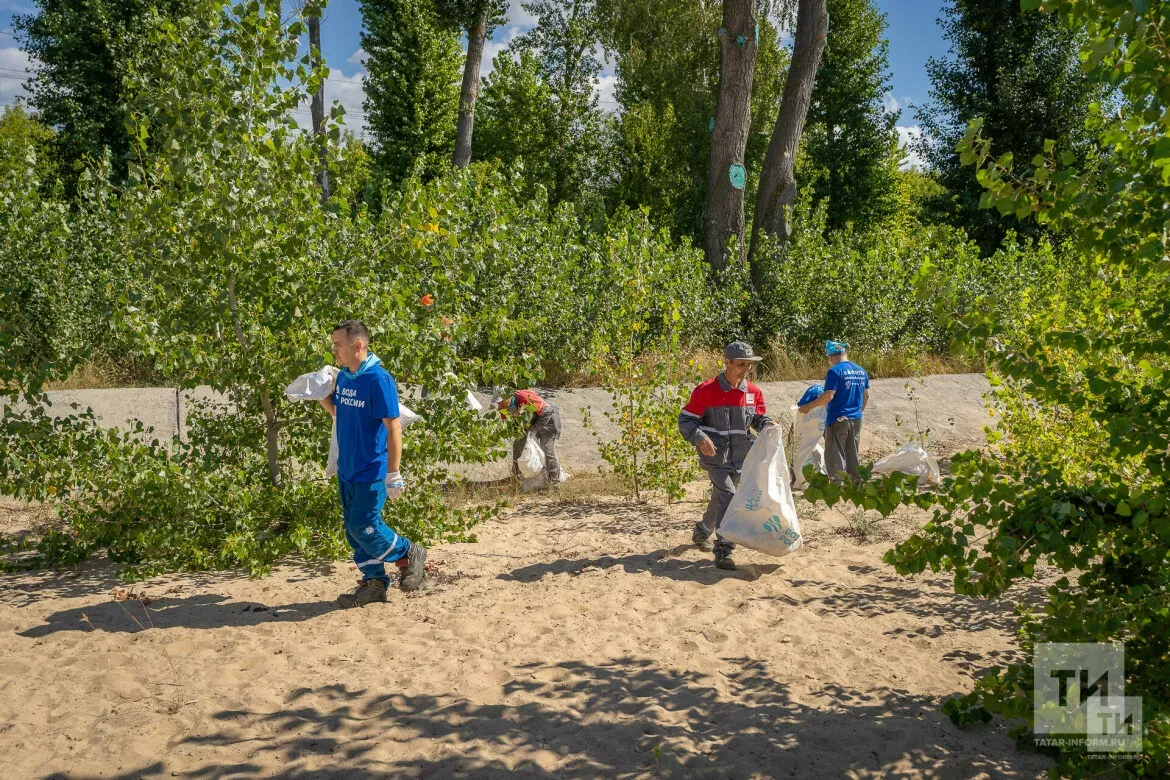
678 341 774 571
497 388 565 484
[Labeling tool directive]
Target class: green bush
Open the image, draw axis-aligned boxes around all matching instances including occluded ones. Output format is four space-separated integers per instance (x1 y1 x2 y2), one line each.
806 0 1170 774
747 192 1069 355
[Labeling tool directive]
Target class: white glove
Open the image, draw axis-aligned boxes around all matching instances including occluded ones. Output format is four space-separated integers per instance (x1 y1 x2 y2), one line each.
385 471 405 500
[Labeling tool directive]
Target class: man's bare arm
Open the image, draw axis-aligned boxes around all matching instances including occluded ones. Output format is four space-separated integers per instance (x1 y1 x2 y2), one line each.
383 417 402 472
798 389 835 414
862 388 870 412
318 396 336 418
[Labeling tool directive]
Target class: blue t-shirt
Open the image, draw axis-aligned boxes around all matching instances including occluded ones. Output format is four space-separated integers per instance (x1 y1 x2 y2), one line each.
333 355 401 483
824 361 869 421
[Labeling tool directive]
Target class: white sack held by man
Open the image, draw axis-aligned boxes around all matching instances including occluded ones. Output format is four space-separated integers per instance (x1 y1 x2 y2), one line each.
791 384 827 490
718 424 804 557
285 366 419 480
517 433 546 479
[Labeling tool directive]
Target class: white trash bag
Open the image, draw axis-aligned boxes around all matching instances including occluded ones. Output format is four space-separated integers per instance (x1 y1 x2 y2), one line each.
518 433 546 479
872 441 941 485
284 365 339 401
790 405 827 491
398 403 422 428
719 425 803 557
326 406 421 479
327 420 340 478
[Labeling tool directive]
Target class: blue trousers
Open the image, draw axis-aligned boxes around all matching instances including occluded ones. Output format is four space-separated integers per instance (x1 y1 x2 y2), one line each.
338 477 412 583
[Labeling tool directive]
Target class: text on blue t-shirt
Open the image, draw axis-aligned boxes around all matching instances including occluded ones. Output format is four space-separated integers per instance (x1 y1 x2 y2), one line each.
334 356 401 483
824 361 869 421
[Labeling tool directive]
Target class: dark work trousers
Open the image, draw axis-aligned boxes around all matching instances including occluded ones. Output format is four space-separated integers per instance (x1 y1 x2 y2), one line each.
824 417 863 484
699 466 740 558
512 406 562 480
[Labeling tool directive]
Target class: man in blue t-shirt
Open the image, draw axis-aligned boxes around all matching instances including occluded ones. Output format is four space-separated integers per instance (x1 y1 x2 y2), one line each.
798 340 870 484
318 320 427 607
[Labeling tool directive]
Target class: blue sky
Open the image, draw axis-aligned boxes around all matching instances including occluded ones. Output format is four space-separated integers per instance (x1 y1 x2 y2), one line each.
0 0 949 160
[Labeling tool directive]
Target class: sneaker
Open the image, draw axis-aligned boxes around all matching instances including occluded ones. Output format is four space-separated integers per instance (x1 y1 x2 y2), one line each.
337 578 388 608
714 555 737 571
692 524 712 551
399 542 428 592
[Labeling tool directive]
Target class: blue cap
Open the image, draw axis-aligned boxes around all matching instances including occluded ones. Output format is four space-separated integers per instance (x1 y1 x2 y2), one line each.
825 340 849 356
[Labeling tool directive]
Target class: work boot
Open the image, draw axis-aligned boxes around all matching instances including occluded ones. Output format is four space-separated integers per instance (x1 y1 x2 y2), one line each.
336 578 388 608
692 523 712 552
714 540 736 571
399 542 428 592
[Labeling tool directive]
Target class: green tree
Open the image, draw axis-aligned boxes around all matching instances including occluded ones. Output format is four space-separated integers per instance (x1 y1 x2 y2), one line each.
808 0 1170 773
510 0 613 210
599 0 788 245
0 105 59 188
801 0 901 232
361 0 462 184
474 48 557 187
14 0 191 193
916 0 1103 252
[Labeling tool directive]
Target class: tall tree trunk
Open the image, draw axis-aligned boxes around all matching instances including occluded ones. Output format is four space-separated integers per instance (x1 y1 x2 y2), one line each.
454 12 488 169
308 13 331 204
748 0 828 279
704 0 759 271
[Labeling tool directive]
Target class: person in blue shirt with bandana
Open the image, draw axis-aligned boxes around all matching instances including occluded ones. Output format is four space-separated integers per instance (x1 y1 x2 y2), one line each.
798 340 870 484
318 320 427 607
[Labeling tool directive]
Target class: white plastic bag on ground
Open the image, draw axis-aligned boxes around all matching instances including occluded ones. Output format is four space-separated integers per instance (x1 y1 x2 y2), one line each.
719 425 803 557
872 441 941 485
518 433 546 479
790 404 827 490
284 366 339 401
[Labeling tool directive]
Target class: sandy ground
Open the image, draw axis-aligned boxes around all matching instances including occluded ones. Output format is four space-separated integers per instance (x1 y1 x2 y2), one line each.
1 483 1052 779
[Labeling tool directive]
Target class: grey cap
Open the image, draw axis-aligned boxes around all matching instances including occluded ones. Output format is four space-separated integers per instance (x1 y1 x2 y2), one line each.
724 341 764 362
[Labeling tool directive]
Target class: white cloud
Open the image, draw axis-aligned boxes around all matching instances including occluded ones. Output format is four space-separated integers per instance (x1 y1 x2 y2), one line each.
0 47 36 110
347 48 367 67
478 25 524 78
507 0 537 27
325 69 368 135
885 94 915 117
296 62 369 137
596 74 618 112
897 125 926 171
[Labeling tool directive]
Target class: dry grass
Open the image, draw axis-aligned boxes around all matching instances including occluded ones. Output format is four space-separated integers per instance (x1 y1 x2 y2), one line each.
680 346 980 383
43 357 163 391
38 348 978 393
838 507 893 545
445 471 633 507
541 347 978 389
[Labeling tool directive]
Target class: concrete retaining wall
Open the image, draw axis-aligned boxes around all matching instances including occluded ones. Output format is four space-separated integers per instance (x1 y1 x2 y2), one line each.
34 374 994 481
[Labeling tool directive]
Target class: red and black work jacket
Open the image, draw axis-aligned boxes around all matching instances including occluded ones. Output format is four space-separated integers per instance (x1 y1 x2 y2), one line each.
678 372 772 470
499 389 552 426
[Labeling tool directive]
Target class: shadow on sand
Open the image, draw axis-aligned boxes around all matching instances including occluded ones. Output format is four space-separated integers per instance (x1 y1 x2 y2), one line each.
45 655 1046 779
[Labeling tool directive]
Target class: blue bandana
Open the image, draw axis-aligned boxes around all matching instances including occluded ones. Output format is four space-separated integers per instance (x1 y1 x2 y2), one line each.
341 353 381 380
825 340 849 356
